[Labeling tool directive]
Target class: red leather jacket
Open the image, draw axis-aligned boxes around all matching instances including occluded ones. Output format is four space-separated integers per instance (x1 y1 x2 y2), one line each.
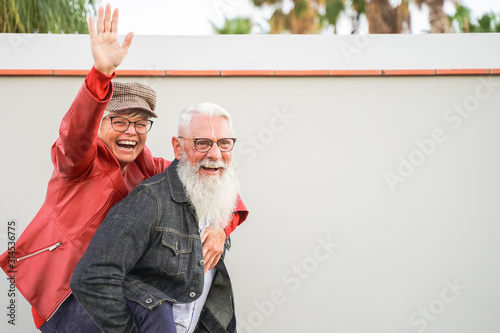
0 70 248 328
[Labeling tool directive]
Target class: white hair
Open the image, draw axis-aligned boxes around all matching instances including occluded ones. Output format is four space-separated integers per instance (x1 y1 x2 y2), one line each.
178 102 233 137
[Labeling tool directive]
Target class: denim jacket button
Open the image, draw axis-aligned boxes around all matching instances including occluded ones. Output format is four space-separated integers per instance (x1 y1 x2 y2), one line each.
199 260 204 266
189 292 196 298
198 229 202 234
145 298 153 304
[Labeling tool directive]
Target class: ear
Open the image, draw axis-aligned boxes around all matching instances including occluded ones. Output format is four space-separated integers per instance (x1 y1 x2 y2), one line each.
172 136 183 160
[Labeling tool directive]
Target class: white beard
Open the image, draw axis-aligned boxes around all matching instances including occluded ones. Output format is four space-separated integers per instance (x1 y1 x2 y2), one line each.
177 153 240 229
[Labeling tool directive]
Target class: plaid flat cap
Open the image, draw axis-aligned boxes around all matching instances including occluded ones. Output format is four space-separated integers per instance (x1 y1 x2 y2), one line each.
107 82 157 118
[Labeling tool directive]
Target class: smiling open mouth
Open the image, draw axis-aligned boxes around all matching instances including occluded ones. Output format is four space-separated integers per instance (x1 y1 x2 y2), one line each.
117 140 137 150
201 166 220 172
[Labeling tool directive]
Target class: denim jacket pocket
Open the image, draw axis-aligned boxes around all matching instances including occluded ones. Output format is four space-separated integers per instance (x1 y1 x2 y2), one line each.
157 230 193 276
123 276 176 309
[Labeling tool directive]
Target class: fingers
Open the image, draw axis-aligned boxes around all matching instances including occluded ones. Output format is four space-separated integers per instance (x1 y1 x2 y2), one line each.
201 229 210 243
202 241 209 258
122 32 134 54
103 4 112 33
202 231 224 273
209 254 221 271
204 254 215 273
203 251 221 273
202 243 212 272
96 6 104 34
94 5 118 34
202 236 220 258
88 16 96 39
111 8 119 33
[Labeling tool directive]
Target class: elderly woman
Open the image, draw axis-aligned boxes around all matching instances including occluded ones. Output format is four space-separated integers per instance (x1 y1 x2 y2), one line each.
0 5 247 332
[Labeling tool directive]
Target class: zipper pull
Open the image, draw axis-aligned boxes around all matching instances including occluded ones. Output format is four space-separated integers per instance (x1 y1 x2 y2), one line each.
49 242 62 251
17 242 63 261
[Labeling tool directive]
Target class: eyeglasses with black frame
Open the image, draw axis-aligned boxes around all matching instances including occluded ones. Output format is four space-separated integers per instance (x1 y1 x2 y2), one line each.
178 137 237 152
105 116 154 134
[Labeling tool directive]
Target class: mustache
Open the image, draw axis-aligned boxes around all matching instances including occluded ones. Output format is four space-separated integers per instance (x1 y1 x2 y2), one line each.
177 153 239 228
199 159 228 169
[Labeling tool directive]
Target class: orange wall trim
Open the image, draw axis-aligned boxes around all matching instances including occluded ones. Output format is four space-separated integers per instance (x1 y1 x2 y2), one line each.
275 70 330 76
115 70 166 76
166 70 221 76
436 68 490 75
53 69 91 76
221 70 276 76
330 70 383 76
1 69 500 77
0 69 54 75
382 69 436 76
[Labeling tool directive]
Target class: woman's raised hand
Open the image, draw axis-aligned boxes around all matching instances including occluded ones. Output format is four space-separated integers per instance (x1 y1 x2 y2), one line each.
88 4 133 76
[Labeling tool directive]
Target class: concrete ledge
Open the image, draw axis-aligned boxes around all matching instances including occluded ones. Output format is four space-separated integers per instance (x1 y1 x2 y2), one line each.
1 68 500 76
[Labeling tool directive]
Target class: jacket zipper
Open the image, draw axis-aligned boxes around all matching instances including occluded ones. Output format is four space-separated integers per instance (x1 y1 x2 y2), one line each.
16 242 62 262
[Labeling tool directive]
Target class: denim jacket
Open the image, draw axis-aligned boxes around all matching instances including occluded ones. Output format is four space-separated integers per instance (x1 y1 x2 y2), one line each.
71 159 237 333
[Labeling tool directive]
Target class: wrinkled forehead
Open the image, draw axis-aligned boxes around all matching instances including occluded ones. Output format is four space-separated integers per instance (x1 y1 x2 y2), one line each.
188 114 233 138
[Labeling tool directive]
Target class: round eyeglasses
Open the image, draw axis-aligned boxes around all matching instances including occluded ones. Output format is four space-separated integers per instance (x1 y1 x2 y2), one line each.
105 116 153 134
178 137 237 152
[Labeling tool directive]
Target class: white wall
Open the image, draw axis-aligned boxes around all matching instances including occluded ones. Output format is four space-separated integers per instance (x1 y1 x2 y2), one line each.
1 34 500 333
2 33 500 70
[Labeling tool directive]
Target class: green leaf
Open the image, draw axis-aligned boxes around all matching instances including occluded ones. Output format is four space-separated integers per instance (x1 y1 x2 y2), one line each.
213 17 253 34
1 0 97 33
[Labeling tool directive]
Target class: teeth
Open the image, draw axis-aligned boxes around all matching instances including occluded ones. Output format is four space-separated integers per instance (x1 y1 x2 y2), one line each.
201 161 226 169
117 140 137 146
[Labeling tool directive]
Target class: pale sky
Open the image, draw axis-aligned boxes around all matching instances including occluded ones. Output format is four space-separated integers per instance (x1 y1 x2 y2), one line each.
105 0 500 35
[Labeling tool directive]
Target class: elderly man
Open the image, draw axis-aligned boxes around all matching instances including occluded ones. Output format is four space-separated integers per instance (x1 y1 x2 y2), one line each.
0 5 246 332
71 102 246 333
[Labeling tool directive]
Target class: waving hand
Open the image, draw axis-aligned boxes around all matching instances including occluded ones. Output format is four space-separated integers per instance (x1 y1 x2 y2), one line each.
88 4 133 76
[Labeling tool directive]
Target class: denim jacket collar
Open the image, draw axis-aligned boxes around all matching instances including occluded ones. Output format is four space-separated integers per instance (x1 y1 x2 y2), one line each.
165 159 189 204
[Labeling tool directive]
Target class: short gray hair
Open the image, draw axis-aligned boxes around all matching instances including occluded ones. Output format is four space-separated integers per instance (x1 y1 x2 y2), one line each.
178 102 233 137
